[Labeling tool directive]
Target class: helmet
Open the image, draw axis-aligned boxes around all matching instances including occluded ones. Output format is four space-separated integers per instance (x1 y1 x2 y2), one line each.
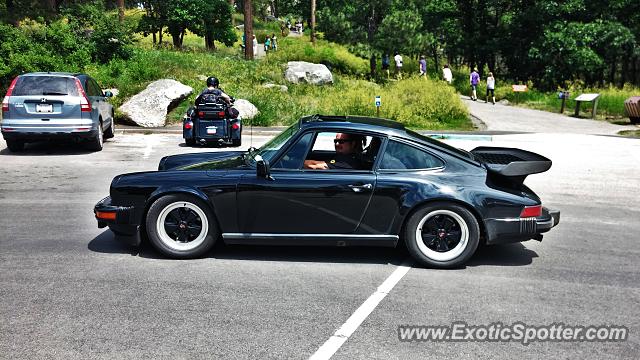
206 76 219 87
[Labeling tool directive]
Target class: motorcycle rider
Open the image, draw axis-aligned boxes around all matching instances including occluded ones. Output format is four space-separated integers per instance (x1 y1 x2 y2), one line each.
196 76 232 105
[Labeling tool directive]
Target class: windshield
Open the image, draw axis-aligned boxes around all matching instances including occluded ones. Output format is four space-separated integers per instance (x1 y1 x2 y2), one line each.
247 123 299 165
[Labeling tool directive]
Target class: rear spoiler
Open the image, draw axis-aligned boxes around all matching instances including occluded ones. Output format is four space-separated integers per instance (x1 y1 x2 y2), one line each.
470 147 551 183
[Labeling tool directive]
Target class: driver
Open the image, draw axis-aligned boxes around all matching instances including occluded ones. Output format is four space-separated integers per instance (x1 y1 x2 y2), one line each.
196 76 232 105
304 133 366 170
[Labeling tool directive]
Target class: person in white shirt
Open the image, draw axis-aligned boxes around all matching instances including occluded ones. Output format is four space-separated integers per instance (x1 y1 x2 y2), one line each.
486 72 496 104
442 64 453 84
394 53 403 79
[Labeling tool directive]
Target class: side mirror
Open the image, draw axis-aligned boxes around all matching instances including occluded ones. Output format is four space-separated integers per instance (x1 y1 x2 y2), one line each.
103 90 113 98
186 107 196 117
255 155 273 180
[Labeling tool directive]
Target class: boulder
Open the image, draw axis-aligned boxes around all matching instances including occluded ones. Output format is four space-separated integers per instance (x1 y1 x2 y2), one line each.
119 79 193 127
499 99 510 105
263 83 289 92
234 99 259 120
284 61 333 85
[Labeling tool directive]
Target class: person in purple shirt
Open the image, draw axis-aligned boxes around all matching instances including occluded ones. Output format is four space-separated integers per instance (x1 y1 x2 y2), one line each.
470 67 480 101
419 56 427 77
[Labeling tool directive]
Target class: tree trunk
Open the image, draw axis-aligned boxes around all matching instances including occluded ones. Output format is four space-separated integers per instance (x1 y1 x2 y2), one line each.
118 0 125 22
229 0 235 26
609 57 616 86
152 32 157 45
244 0 254 60
367 3 375 46
159 28 163 45
432 46 439 76
310 0 316 45
620 51 629 87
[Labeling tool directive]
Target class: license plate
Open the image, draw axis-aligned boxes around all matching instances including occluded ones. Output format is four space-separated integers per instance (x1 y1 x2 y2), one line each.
36 104 53 113
206 126 217 134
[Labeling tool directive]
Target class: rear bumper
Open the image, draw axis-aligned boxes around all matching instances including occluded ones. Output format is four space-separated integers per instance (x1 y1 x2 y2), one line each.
485 207 560 245
2 129 98 142
94 196 141 246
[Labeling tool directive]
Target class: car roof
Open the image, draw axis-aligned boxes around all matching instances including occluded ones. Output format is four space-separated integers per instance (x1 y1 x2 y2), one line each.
300 114 405 134
20 72 86 78
298 114 478 162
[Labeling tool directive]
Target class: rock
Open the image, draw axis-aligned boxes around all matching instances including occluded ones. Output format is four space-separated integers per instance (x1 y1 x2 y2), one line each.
284 61 333 85
119 79 193 127
499 99 510 105
197 75 208 81
263 83 289 92
234 99 259 120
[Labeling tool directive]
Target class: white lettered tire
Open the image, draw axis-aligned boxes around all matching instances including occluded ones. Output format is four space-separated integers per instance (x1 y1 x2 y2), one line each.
405 202 480 268
146 194 218 258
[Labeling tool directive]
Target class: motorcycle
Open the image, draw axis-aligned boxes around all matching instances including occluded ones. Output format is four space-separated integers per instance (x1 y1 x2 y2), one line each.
182 94 242 147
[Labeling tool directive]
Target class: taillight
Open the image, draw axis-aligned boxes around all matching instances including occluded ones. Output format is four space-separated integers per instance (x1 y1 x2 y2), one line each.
198 111 205 117
184 121 193 129
74 78 92 112
232 123 240 130
218 111 225 117
2 77 18 112
520 205 542 218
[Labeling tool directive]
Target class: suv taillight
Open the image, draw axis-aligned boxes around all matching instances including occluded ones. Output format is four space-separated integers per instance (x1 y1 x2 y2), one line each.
2 77 18 112
74 78 92 112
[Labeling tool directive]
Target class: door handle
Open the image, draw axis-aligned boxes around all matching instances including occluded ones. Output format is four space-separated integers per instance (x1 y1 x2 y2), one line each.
348 183 372 192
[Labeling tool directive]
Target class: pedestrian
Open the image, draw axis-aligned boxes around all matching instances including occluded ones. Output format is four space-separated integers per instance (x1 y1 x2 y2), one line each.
271 33 278 51
442 64 453 84
382 54 390 78
252 34 258 56
264 35 271 53
470 67 480 100
486 72 496 104
394 52 403 80
419 55 427 77
370 54 376 78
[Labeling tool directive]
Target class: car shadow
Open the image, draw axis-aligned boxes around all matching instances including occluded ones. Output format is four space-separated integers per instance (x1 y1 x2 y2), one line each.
466 243 538 267
88 231 538 267
0 140 98 156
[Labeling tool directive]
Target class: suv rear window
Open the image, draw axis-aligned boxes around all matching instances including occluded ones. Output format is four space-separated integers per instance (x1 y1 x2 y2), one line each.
12 76 79 96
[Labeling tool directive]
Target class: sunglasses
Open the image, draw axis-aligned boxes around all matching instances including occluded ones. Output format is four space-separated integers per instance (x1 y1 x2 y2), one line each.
334 139 353 144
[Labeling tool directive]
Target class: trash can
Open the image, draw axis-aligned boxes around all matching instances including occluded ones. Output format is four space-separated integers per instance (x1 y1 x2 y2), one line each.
624 96 640 124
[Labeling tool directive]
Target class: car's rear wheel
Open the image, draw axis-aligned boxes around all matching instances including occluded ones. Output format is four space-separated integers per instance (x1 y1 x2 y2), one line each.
405 202 480 268
146 194 218 258
104 118 115 139
6 140 25 152
232 138 242 147
88 121 104 151
185 138 196 146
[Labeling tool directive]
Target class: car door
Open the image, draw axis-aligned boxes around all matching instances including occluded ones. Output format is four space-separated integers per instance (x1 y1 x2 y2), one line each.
236 131 377 235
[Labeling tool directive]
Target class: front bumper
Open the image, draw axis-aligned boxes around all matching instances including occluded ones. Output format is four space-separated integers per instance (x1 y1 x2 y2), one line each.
485 207 560 245
94 196 141 246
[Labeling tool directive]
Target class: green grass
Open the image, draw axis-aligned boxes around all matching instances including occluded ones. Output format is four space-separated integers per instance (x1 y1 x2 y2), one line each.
85 19 470 129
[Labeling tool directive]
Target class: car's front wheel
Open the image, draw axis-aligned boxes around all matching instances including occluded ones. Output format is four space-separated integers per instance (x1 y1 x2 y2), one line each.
405 202 480 268
146 194 218 258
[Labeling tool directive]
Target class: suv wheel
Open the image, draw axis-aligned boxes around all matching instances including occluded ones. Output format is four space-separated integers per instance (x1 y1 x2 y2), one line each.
6 140 25 152
104 118 115 139
88 121 104 151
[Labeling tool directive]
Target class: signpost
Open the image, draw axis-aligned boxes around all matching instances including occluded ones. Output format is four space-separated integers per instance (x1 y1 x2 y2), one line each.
511 84 527 104
574 93 600 119
375 95 381 117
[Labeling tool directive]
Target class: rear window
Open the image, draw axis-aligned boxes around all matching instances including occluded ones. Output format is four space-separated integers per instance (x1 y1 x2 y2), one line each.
12 76 79 96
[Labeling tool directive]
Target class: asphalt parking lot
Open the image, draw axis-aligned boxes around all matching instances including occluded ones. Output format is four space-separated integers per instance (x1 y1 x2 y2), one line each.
0 131 638 359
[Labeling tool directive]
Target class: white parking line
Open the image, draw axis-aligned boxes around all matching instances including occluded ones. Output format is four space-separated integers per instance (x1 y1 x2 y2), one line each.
309 261 413 360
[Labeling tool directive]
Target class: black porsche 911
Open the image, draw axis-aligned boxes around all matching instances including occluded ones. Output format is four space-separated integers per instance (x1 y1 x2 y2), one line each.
94 115 559 268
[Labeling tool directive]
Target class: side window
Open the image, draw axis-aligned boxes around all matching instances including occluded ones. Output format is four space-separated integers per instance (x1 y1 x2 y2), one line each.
380 140 444 170
303 131 381 171
84 79 95 96
90 79 103 96
272 132 313 169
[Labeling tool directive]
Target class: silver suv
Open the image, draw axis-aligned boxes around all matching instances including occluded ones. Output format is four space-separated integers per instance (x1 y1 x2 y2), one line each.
1 72 115 152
